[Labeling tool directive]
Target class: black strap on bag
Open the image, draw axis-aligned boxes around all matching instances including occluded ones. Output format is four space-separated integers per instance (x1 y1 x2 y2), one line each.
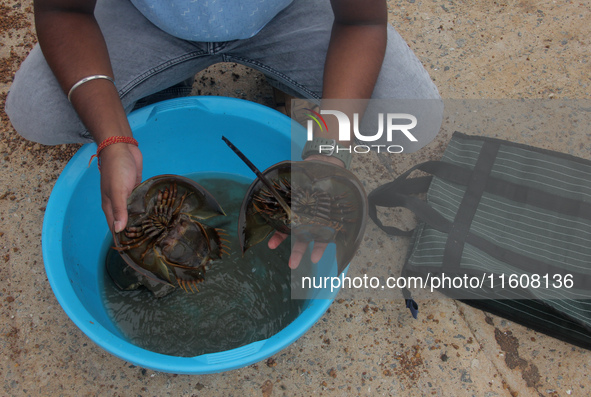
368 133 591 349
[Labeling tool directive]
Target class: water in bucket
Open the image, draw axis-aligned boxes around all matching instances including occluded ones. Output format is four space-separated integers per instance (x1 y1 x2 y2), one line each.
101 172 305 357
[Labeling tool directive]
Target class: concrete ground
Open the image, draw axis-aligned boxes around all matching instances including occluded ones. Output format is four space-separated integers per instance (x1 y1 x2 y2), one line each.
1 0 591 396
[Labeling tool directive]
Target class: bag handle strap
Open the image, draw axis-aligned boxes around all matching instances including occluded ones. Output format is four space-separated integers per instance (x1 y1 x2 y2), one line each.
367 160 455 320
368 160 456 237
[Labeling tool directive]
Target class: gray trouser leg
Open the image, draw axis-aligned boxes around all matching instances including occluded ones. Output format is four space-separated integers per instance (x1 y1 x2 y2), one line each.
5 0 218 144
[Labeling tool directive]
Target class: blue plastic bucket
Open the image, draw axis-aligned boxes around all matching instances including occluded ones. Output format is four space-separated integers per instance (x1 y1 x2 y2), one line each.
42 97 342 374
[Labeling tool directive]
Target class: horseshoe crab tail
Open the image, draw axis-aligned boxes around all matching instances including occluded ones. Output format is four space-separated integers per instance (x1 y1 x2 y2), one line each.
222 136 292 218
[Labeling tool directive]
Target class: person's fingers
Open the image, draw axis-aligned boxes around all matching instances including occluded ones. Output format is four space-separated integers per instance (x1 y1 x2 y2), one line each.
289 240 310 269
111 192 129 233
101 184 129 233
269 232 307 269
268 231 288 249
270 231 329 268
99 144 143 233
310 241 328 263
102 198 115 232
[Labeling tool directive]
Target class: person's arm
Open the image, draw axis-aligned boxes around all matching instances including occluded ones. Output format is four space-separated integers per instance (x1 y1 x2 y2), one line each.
323 0 387 100
302 0 387 167
269 0 387 267
34 0 142 233
319 0 387 146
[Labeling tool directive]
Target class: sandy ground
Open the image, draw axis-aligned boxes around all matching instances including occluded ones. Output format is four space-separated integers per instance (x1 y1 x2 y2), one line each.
2 0 591 396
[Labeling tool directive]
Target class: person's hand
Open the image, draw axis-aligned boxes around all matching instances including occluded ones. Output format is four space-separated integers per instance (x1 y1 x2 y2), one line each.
98 142 143 233
268 155 345 269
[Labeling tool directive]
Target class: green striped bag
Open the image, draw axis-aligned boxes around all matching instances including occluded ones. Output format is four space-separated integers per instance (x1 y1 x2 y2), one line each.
369 132 591 349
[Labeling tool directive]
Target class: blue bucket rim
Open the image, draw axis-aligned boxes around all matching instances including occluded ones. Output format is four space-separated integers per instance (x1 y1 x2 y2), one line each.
42 96 340 374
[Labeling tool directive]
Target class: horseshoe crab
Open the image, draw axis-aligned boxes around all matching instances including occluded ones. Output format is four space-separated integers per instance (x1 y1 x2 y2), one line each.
222 137 367 274
109 175 227 295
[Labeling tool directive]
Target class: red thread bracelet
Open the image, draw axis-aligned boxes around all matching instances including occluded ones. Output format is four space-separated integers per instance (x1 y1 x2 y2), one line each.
88 136 139 169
